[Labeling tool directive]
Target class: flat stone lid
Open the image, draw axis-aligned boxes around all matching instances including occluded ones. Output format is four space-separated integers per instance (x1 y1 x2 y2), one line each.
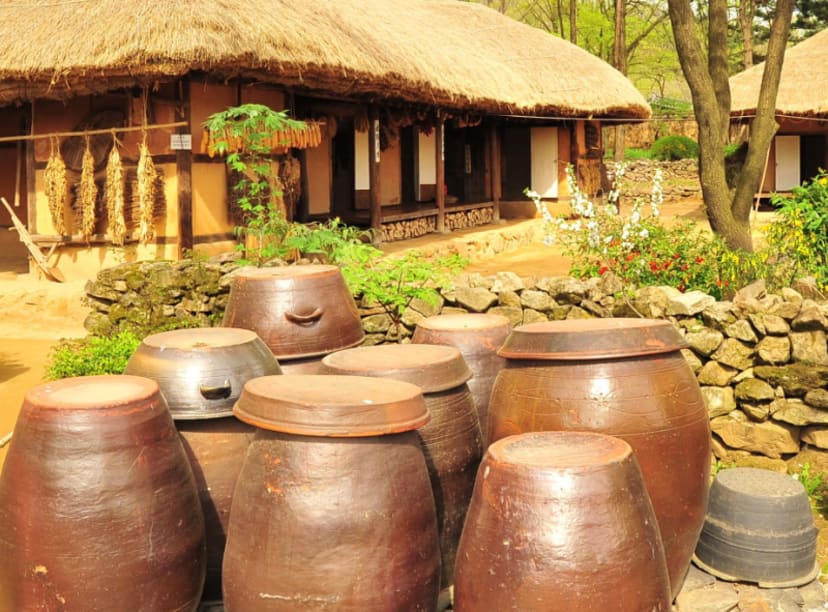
142 327 259 350
26 375 159 410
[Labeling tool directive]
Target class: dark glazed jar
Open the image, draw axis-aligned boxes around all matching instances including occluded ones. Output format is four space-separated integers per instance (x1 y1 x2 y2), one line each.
0 375 205 612
454 431 671 611
223 375 440 611
488 318 711 598
124 326 279 600
221 264 364 369
412 313 510 442
321 343 483 588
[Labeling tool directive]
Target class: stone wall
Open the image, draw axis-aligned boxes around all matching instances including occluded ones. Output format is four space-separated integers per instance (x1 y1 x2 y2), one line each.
84 259 828 470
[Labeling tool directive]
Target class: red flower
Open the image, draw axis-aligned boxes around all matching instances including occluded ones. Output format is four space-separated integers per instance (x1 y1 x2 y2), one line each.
695 257 704 264
649 261 658 271
598 266 609 275
672 253 681 259
625 253 635 262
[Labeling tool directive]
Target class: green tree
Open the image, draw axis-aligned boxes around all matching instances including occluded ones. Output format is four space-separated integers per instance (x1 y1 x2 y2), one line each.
668 0 794 252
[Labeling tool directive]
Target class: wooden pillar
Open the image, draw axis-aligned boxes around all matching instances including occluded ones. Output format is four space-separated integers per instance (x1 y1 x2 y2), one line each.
489 125 501 222
435 117 446 233
26 102 36 234
369 110 382 237
176 78 193 258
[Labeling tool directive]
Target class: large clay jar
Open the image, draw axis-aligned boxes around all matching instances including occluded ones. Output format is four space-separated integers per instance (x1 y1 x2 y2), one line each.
223 375 440 611
412 313 510 442
0 375 205 612
488 318 711 598
454 431 671 611
221 264 364 373
321 343 483 588
124 327 279 601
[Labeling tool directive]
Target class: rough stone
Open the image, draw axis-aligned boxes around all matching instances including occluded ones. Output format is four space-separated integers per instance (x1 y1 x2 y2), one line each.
579 299 607 318
791 276 825 301
702 301 737 331
454 287 498 312
467 273 493 289
680 564 716 592
564 305 594 319
408 295 444 318
698 361 739 386
686 328 725 357
631 285 676 318
400 307 425 328
522 309 548 324
439 306 468 316
733 279 767 303
701 386 737 418
801 427 828 449
748 313 767 336
519 289 554 311
537 277 592 305
755 363 828 397
674 580 738 612
756 335 792 365
486 306 524 327
734 378 775 402
682 348 703 374
548 304 572 320
741 402 771 421
724 319 758 343
796 579 826 609
737 585 802 612
665 289 716 316
732 368 755 383
805 389 828 410
361 313 392 333
711 414 800 458
497 290 522 308
791 330 828 365
490 271 524 292
792 299 828 331
361 333 386 346
772 398 828 426
711 338 755 371
768 299 802 321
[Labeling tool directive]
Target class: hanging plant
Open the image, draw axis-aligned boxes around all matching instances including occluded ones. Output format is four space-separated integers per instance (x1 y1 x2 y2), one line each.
78 135 98 241
44 136 67 236
105 134 127 246
137 135 157 244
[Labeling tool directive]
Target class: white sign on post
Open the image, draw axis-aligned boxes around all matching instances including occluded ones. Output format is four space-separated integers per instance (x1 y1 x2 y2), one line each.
373 120 380 163
170 134 193 151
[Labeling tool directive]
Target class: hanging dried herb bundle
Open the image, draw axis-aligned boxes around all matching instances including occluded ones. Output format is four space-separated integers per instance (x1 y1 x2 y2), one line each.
137 138 156 244
78 136 98 241
105 136 127 246
44 137 67 235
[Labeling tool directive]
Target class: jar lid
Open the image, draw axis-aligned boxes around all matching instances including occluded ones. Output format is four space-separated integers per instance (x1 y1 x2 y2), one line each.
320 344 472 392
413 314 511 355
25 375 160 411
497 318 687 360
233 375 430 436
232 264 339 283
141 327 260 350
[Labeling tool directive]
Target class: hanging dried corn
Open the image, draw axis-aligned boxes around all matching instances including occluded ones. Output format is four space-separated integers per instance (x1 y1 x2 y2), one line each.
137 135 157 244
105 134 127 246
78 135 98 241
44 136 67 236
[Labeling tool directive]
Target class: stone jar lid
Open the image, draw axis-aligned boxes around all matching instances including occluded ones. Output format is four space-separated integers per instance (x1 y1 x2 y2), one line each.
233 374 430 437
498 318 688 361
320 344 473 393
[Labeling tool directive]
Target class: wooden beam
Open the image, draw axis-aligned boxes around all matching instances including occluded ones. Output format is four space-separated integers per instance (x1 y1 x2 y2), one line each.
369 111 382 237
489 125 501 222
25 103 36 237
176 78 194 257
435 117 446 233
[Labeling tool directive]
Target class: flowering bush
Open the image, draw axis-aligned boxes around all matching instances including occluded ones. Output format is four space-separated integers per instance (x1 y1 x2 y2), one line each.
764 171 828 292
527 164 745 299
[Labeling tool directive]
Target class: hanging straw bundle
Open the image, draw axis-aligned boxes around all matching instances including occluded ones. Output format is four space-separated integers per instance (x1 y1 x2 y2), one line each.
78 135 98 241
44 137 67 236
137 136 157 244
105 134 127 246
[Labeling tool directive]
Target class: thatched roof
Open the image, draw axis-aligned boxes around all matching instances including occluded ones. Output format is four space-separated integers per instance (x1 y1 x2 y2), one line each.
0 0 649 120
730 28 828 119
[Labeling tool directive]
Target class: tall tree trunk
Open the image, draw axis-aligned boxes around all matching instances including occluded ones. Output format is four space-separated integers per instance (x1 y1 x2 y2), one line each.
569 0 577 44
668 0 793 252
613 0 627 163
739 0 756 68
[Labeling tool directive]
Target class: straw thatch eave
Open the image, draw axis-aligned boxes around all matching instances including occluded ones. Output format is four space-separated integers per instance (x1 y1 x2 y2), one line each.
730 28 828 120
0 0 649 121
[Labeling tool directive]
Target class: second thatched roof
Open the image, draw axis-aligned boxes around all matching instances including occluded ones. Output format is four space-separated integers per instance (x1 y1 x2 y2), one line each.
730 28 828 119
0 0 649 120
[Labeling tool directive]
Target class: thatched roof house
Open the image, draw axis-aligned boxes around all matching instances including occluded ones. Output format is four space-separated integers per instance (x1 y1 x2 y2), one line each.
0 0 648 119
730 29 828 193
0 0 649 281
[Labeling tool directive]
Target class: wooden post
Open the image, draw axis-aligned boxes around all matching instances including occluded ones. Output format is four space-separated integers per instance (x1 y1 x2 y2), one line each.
489 125 501 222
369 110 382 237
436 116 446 233
26 103 36 235
176 78 193 257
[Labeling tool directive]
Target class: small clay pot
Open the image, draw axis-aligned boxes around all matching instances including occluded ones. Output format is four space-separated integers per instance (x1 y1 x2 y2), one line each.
0 375 205 612
125 326 282 420
223 375 440 611
221 264 364 361
321 344 483 587
412 313 510 442
454 431 671 611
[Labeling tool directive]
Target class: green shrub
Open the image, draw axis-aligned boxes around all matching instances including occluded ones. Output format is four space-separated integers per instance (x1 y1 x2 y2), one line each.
650 135 699 161
623 148 652 161
46 331 141 380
